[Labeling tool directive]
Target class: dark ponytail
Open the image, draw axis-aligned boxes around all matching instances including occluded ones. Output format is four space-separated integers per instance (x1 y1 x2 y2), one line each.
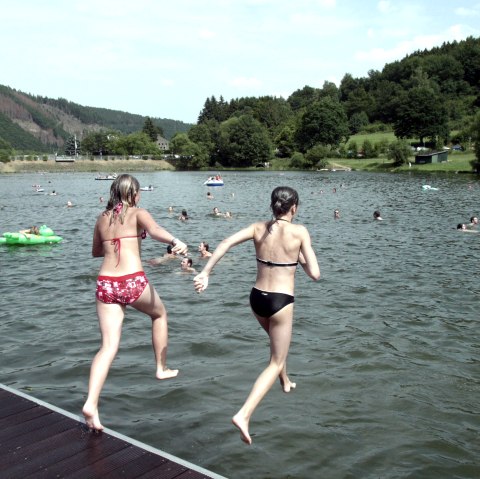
270 186 299 217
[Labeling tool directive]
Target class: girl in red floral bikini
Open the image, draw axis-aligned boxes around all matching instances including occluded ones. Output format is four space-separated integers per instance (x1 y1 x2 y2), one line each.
83 174 188 431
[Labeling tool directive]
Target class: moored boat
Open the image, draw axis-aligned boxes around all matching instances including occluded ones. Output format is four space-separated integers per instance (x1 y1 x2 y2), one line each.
204 175 224 186
95 173 117 180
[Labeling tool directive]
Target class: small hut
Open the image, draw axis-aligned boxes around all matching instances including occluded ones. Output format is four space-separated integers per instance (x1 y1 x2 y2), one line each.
414 151 448 164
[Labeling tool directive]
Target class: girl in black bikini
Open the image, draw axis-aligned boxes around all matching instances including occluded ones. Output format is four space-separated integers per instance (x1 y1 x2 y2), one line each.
83 174 188 431
194 186 320 444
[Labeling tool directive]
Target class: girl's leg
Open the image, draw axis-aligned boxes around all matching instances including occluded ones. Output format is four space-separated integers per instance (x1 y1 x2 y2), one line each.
83 300 125 430
255 314 296 393
233 304 294 444
132 282 178 379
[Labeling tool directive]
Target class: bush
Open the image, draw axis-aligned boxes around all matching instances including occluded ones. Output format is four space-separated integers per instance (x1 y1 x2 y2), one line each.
361 139 377 158
305 145 330 169
387 140 412 166
289 152 306 168
346 140 358 158
0 151 11 163
362 122 391 133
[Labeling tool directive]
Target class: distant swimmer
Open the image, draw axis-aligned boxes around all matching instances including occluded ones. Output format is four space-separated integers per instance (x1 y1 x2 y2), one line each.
373 210 383 220
178 209 189 221
149 245 178 265
198 241 213 258
19 226 40 235
180 257 196 274
457 223 478 233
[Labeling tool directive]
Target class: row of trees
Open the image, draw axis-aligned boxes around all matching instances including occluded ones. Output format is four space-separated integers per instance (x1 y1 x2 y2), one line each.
66 36 480 170
167 36 480 169
65 117 165 157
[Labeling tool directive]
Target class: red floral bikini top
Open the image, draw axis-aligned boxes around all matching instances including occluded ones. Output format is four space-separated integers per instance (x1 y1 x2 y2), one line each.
103 230 147 266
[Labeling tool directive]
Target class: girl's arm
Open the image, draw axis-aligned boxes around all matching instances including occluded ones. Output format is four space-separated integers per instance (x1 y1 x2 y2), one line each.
194 224 255 292
92 221 104 257
298 227 320 280
137 209 188 255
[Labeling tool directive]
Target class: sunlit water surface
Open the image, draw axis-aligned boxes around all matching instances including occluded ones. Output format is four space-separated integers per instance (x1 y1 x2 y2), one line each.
1 170 479 479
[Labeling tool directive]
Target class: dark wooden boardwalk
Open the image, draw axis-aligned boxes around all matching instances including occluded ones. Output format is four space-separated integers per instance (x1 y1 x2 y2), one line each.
0 384 226 479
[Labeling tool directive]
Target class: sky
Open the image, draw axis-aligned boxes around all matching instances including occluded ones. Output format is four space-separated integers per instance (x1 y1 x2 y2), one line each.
1 0 479 124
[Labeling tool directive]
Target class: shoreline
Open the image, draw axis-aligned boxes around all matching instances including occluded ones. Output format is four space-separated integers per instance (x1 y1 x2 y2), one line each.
0 158 175 174
0 154 477 175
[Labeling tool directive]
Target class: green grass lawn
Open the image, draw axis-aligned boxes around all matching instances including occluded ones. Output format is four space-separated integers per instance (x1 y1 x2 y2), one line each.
348 131 400 144
326 130 477 173
330 151 476 173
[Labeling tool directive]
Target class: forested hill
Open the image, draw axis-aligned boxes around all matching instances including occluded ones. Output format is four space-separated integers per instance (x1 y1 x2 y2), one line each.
0 85 193 153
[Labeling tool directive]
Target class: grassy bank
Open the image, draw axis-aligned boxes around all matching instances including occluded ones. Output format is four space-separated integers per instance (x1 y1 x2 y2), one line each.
328 151 476 173
0 158 175 174
1 144 477 175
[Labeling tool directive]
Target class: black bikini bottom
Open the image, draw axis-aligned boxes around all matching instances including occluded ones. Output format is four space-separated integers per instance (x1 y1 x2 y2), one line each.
249 287 294 318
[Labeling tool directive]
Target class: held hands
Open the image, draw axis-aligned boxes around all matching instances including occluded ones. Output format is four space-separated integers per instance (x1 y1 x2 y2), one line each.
193 273 209 293
172 240 188 256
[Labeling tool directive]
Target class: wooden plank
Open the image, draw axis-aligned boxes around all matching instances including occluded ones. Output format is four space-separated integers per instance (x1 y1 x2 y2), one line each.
0 384 225 479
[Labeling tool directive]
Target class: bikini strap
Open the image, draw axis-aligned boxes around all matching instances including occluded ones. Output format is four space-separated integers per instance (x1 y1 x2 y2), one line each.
256 257 298 267
104 230 147 266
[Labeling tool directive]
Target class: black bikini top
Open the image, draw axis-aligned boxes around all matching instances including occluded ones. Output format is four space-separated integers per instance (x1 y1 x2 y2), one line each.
256 257 298 267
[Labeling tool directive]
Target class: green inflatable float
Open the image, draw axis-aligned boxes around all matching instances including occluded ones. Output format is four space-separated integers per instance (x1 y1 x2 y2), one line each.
0 225 63 245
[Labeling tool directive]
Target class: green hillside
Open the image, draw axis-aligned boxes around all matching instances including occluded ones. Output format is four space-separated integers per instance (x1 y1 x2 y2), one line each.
0 85 193 153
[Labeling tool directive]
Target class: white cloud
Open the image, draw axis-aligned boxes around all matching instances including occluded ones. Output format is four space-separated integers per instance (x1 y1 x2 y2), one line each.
377 0 391 14
455 5 480 16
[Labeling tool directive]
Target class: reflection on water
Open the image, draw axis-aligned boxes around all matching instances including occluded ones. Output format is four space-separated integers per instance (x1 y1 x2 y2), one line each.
1 170 479 478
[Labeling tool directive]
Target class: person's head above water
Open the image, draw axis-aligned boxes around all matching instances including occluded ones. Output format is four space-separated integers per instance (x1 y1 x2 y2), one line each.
270 186 299 219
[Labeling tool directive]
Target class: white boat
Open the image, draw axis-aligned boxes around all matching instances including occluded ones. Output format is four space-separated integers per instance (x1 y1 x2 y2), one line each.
140 185 154 191
95 173 117 180
204 176 224 186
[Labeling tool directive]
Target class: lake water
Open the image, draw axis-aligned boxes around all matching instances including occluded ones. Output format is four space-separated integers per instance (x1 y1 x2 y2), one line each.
1 170 479 479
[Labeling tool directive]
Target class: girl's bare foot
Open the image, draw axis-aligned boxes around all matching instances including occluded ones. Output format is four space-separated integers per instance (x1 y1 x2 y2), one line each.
232 413 252 445
156 368 179 380
82 404 104 431
280 376 296 393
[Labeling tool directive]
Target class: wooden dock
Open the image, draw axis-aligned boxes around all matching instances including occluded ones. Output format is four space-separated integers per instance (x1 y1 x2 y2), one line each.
0 384 226 479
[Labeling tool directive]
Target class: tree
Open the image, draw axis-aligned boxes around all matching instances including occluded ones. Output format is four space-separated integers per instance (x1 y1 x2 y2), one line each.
274 123 296 158
305 145 329 169
188 120 220 165
111 132 159 156
349 111 369 134
318 81 340 101
142 117 163 142
197 95 229 124
387 140 411 166
81 131 111 155
294 97 349 152
64 135 80 156
287 85 319 111
468 111 480 173
217 114 272 167
393 85 449 144
169 133 208 169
